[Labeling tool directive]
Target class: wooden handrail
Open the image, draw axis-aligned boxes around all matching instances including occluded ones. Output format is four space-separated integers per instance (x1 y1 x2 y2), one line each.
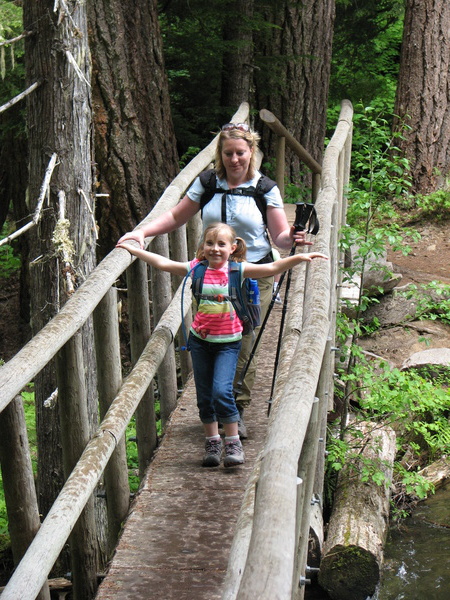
259 108 322 174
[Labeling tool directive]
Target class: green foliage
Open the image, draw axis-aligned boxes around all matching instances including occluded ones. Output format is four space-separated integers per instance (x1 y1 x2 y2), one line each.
339 104 419 309
326 104 449 512
330 0 404 109
126 419 140 493
328 356 449 501
0 242 20 278
347 103 413 226
0 0 25 94
0 223 21 278
179 146 201 169
400 281 450 325
415 186 450 220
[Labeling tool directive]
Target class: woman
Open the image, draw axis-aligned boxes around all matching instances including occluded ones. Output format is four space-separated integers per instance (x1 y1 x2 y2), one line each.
118 122 312 437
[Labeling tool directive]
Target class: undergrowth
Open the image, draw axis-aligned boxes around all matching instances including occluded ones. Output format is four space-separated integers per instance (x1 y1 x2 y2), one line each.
325 103 450 521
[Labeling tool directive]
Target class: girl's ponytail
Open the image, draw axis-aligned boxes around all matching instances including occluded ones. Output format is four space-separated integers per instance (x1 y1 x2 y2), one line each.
230 236 247 262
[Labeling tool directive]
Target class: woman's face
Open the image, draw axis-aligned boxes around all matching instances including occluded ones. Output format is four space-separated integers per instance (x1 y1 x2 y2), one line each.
221 138 253 183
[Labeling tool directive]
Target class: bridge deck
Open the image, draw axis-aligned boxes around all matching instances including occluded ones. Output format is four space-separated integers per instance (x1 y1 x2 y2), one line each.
95 303 282 600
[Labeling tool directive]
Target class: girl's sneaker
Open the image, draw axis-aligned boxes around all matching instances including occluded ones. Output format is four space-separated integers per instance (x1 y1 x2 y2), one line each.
224 439 245 467
202 438 223 467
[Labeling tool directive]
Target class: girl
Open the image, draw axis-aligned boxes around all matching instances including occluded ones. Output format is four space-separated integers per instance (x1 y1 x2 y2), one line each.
117 223 327 468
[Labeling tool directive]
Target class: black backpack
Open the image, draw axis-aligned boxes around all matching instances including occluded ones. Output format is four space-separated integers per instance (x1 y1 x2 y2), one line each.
190 260 261 336
199 169 277 225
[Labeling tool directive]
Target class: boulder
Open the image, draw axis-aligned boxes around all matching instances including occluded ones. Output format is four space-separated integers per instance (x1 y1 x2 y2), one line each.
401 347 450 378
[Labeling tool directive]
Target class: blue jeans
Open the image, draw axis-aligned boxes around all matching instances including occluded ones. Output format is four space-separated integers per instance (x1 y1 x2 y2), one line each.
189 333 241 425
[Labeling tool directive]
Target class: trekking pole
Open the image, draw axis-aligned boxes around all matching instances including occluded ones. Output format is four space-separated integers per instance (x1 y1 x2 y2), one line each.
234 202 319 402
266 202 319 416
233 248 294 399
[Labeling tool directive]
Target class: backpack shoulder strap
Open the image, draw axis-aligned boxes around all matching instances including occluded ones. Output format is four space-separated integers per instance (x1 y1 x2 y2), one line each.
190 260 208 303
253 174 277 225
199 169 218 212
227 261 244 315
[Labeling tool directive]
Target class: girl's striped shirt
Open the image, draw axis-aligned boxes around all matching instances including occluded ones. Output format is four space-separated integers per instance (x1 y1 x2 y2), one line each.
188 258 243 343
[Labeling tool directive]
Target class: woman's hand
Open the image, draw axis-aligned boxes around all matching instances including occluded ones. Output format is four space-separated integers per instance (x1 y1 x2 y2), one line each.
117 229 145 249
291 226 313 247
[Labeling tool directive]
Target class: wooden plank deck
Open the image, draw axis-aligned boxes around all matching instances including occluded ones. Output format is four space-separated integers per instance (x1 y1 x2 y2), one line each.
95 304 282 600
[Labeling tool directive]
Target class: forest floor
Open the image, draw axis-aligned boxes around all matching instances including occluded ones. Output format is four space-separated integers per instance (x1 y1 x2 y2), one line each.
1 214 450 364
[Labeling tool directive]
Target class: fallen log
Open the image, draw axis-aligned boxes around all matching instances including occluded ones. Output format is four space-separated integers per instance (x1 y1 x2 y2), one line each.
318 422 396 600
417 455 450 492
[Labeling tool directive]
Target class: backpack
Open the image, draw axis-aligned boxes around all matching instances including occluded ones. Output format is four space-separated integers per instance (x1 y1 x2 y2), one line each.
199 169 277 225
189 260 261 337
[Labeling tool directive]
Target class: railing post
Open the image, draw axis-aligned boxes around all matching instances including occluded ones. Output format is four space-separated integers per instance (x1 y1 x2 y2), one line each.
93 287 130 553
56 331 99 599
169 226 192 384
151 235 179 428
292 396 321 600
0 397 51 600
127 257 158 476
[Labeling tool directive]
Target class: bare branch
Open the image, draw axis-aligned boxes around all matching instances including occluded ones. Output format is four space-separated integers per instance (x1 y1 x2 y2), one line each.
0 80 42 115
0 31 33 48
0 153 58 248
33 153 58 224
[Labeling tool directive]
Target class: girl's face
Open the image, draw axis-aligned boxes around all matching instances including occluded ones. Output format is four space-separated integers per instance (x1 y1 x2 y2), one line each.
201 230 236 268
221 138 253 183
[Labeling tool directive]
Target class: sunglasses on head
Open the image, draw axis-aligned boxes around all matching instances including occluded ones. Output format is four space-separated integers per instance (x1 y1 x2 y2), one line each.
221 122 250 132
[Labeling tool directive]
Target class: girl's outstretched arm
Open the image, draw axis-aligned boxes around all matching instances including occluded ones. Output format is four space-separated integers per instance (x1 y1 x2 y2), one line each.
243 252 328 278
117 242 188 276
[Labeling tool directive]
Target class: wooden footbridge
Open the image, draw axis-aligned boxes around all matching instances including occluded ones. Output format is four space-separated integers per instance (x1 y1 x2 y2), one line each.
0 101 353 600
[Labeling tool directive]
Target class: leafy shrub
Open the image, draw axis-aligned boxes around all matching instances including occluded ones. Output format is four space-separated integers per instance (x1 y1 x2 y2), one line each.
0 225 20 278
415 186 450 220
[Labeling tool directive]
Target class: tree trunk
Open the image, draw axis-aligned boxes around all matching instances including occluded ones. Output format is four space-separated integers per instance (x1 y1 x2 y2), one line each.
221 0 255 119
393 0 450 194
318 423 396 600
254 0 335 186
88 0 179 258
23 0 98 575
0 396 51 600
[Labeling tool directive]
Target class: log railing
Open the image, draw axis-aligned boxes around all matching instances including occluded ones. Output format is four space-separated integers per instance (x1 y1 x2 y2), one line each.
223 99 353 600
0 100 353 600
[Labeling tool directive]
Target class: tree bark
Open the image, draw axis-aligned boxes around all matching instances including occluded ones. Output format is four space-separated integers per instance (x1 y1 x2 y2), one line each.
221 0 255 118
318 423 396 600
254 0 335 187
393 0 450 193
254 1 335 176
23 0 98 576
88 0 179 258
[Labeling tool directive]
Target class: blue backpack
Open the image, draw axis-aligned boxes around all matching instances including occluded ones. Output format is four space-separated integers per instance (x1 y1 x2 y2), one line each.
181 260 261 350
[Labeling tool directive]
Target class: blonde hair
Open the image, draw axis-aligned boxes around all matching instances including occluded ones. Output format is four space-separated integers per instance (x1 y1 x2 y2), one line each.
214 127 261 181
196 223 247 262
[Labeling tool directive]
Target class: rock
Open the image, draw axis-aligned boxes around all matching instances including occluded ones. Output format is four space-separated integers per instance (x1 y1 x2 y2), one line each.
401 347 450 378
362 285 418 327
348 245 403 297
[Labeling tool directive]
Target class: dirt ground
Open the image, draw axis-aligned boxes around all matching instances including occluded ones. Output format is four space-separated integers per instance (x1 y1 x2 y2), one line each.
1 214 449 364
